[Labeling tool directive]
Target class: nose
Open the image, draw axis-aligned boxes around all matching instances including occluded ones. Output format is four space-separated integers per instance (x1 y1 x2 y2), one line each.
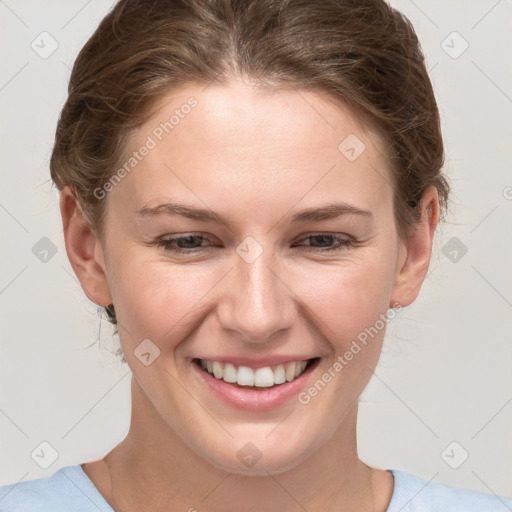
216 243 295 343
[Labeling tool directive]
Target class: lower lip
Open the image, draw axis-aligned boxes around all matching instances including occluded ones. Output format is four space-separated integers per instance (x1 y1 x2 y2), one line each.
191 358 320 412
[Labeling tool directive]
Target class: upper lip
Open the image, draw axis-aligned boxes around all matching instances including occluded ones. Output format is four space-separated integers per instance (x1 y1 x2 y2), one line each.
192 356 319 369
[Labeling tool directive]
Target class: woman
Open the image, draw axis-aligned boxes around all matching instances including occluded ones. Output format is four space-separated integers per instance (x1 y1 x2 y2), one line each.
1 0 510 510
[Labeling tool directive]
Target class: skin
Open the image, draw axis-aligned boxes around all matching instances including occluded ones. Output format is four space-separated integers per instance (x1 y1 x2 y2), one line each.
60 80 439 511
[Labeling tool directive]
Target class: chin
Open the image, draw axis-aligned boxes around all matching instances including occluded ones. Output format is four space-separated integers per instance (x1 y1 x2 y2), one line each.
197 435 315 477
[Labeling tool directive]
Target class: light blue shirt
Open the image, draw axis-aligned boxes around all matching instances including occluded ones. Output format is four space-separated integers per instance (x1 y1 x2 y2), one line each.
1 464 511 511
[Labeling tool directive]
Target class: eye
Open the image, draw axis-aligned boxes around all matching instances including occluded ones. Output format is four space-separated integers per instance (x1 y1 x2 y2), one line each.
154 232 357 255
294 233 356 252
156 234 214 254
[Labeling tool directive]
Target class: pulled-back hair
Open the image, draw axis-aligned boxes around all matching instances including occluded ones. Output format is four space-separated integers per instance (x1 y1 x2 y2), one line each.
50 0 450 329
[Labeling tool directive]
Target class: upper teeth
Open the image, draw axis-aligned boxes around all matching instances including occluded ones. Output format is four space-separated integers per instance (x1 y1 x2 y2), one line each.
200 359 309 387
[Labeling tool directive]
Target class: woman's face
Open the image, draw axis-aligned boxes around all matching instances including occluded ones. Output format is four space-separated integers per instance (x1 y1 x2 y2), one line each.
71 81 434 475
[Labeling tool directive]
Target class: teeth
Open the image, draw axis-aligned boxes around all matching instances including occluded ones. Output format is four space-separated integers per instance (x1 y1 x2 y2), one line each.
237 366 255 386
212 361 223 379
274 364 286 384
223 363 237 383
199 359 310 387
285 362 296 382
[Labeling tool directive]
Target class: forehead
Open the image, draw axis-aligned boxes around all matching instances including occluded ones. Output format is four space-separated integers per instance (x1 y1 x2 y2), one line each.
110 81 394 218
142 80 381 153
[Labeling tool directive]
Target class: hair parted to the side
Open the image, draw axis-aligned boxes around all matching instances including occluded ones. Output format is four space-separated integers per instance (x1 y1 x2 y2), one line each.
50 0 450 331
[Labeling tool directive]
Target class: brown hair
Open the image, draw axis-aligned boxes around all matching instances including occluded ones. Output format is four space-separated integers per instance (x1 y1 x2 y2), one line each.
50 0 450 330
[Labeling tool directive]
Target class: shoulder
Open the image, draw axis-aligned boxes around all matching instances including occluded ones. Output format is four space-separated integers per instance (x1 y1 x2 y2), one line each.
0 465 113 512
386 468 512 512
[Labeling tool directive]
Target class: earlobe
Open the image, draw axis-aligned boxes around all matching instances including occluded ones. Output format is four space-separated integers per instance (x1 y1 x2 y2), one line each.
389 186 440 309
59 186 113 307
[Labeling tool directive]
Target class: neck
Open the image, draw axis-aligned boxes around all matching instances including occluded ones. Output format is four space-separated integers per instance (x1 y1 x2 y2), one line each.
100 378 378 512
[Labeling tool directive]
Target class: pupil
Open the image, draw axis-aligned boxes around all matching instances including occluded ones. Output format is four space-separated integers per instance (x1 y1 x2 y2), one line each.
179 236 201 248
313 235 332 247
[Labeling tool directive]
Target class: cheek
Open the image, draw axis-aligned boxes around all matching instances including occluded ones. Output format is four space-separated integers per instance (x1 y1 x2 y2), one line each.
295 254 395 355
109 255 215 348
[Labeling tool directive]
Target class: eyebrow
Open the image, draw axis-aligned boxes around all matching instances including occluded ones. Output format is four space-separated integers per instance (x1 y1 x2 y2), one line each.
136 201 373 226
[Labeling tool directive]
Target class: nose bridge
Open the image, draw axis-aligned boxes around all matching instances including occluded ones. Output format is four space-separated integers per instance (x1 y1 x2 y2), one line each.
218 237 293 342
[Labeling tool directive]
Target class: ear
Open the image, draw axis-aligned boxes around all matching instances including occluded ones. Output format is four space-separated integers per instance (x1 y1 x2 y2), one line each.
59 185 113 307
389 185 440 308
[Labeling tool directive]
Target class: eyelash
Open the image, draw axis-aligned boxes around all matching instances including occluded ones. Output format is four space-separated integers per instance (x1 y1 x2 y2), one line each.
155 233 356 254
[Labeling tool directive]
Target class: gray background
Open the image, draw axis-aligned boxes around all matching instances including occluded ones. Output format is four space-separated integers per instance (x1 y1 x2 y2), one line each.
1 0 511 498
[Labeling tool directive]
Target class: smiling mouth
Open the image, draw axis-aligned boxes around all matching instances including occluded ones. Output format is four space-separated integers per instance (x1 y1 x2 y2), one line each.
192 357 320 389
